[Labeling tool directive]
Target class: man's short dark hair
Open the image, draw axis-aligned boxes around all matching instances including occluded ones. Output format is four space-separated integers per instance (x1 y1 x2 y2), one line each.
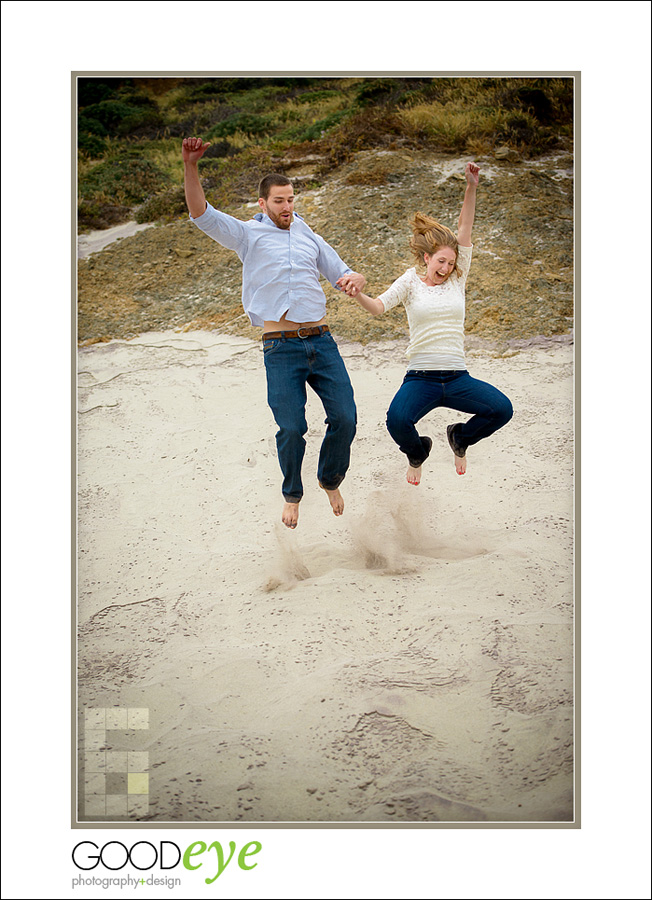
258 173 292 201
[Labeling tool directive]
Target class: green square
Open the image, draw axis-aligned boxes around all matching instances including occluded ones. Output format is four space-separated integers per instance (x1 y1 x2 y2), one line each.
128 773 149 795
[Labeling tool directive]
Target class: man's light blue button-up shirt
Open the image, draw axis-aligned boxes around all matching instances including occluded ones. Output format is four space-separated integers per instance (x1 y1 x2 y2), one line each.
190 203 353 327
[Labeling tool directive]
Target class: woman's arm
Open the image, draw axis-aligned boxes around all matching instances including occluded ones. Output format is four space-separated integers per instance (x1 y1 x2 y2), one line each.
337 278 385 316
353 290 385 316
457 162 480 248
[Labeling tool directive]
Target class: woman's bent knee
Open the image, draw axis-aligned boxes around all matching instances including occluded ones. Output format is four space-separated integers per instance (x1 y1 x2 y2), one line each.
386 400 410 435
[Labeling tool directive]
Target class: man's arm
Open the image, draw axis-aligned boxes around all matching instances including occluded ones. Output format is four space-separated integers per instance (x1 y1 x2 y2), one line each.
311 230 365 295
182 137 250 252
182 137 211 218
457 162 479 248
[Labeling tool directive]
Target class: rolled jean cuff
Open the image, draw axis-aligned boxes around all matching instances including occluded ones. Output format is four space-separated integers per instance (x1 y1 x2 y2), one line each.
319 476 344 491
282 493 302 504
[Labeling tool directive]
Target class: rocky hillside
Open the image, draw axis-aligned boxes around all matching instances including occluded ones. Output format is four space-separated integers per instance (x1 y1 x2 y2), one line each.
78 147 573 348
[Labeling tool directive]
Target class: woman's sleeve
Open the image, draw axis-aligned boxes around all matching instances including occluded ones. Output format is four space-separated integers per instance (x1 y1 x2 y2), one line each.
456 244 473 285
377 271 411 312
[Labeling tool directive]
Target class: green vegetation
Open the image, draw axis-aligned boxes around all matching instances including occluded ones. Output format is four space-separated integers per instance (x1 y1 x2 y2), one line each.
77 75 573 231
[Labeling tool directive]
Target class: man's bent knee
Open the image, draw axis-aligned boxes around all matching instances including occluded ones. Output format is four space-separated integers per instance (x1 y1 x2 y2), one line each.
496 397 514 427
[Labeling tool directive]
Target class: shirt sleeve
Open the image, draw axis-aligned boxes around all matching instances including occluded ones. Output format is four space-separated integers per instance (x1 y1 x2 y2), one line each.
455 243 473 285
190 202 249 254
377 270 412 312
312 231 353 287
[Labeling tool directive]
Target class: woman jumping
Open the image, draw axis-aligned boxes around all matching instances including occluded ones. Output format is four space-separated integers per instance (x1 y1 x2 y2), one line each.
341 163 513 484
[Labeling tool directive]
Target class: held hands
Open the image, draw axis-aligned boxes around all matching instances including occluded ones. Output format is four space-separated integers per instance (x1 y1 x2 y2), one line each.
337 272 366 297
182 137 212 163
465 162 480 186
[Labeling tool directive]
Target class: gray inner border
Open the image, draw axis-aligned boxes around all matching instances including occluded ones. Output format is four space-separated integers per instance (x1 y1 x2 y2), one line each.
72 69 580 830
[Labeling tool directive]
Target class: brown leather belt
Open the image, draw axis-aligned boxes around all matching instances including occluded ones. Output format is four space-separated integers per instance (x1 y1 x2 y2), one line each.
262 325 329 341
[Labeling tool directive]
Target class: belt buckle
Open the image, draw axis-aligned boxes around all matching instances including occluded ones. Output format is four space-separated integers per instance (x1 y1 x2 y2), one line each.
297 326 312 339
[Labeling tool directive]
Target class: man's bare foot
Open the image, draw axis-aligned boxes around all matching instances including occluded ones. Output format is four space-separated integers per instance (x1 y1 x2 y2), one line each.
282 502 299 529
321 485 344 516
447 424 467 476
406 436 431 485
407 463 423 485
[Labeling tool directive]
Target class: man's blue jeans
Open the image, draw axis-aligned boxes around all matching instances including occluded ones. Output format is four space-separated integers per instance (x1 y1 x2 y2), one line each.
386 370 513 465
263 330 357 503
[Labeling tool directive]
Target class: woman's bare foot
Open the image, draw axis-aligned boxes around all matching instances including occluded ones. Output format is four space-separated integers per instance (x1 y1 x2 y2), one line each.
282 501 299 528
407 463 423 485
321 485 344 516
447 424 467 476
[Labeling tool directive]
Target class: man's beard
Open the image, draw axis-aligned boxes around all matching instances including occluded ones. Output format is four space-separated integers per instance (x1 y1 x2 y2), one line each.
268 210 292 230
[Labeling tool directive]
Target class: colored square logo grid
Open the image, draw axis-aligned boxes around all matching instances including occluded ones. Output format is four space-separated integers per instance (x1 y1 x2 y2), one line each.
83 707 149 817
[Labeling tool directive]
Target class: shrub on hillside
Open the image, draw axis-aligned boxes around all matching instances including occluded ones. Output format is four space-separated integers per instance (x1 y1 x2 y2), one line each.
79 98 163 137
78 114 108 137
206 113 275 139
202 140 241 159
78 200 132 231
79 157 170 206
77 78 125 107
135 186 188 224
278 109 350 143
78 132 107 158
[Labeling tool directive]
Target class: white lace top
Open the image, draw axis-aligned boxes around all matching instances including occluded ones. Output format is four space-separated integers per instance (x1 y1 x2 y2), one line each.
378 244 473 370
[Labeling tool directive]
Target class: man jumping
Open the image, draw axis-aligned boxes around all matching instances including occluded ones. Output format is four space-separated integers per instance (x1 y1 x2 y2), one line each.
182 137 365 529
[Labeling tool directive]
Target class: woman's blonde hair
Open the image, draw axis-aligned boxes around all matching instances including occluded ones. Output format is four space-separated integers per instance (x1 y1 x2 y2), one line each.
409 212 460 277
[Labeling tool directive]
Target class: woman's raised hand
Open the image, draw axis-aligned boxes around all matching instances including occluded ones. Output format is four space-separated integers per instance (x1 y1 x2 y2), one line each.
182 137 212 163
465 162 480 186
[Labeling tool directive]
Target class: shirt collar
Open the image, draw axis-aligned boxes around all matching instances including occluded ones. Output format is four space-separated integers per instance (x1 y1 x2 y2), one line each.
253 212 302 228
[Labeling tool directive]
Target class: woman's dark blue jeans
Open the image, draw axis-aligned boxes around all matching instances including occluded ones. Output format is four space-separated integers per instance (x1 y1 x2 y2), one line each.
386 370 513 466
263 330 357 503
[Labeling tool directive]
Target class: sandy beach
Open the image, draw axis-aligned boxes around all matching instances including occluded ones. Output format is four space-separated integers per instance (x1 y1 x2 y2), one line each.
77 331 574 824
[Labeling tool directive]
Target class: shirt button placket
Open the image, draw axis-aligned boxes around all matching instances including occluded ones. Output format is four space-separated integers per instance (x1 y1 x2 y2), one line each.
288 231 293 307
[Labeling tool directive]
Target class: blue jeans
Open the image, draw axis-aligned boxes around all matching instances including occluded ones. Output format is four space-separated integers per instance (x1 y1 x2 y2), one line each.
263 330 357 502
386 370 513 465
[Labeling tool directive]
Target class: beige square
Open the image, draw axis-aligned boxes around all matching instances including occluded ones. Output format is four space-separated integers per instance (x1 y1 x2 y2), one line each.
84 729 106 751
84 772 105 796
106 708 128 730
85 751 106 773
85 794 106 816
105 751 128 772
85 708 106 729
128 795 149 817
106 794 129 817
128 773 149 795
128 708 149 730
128 751 149 772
